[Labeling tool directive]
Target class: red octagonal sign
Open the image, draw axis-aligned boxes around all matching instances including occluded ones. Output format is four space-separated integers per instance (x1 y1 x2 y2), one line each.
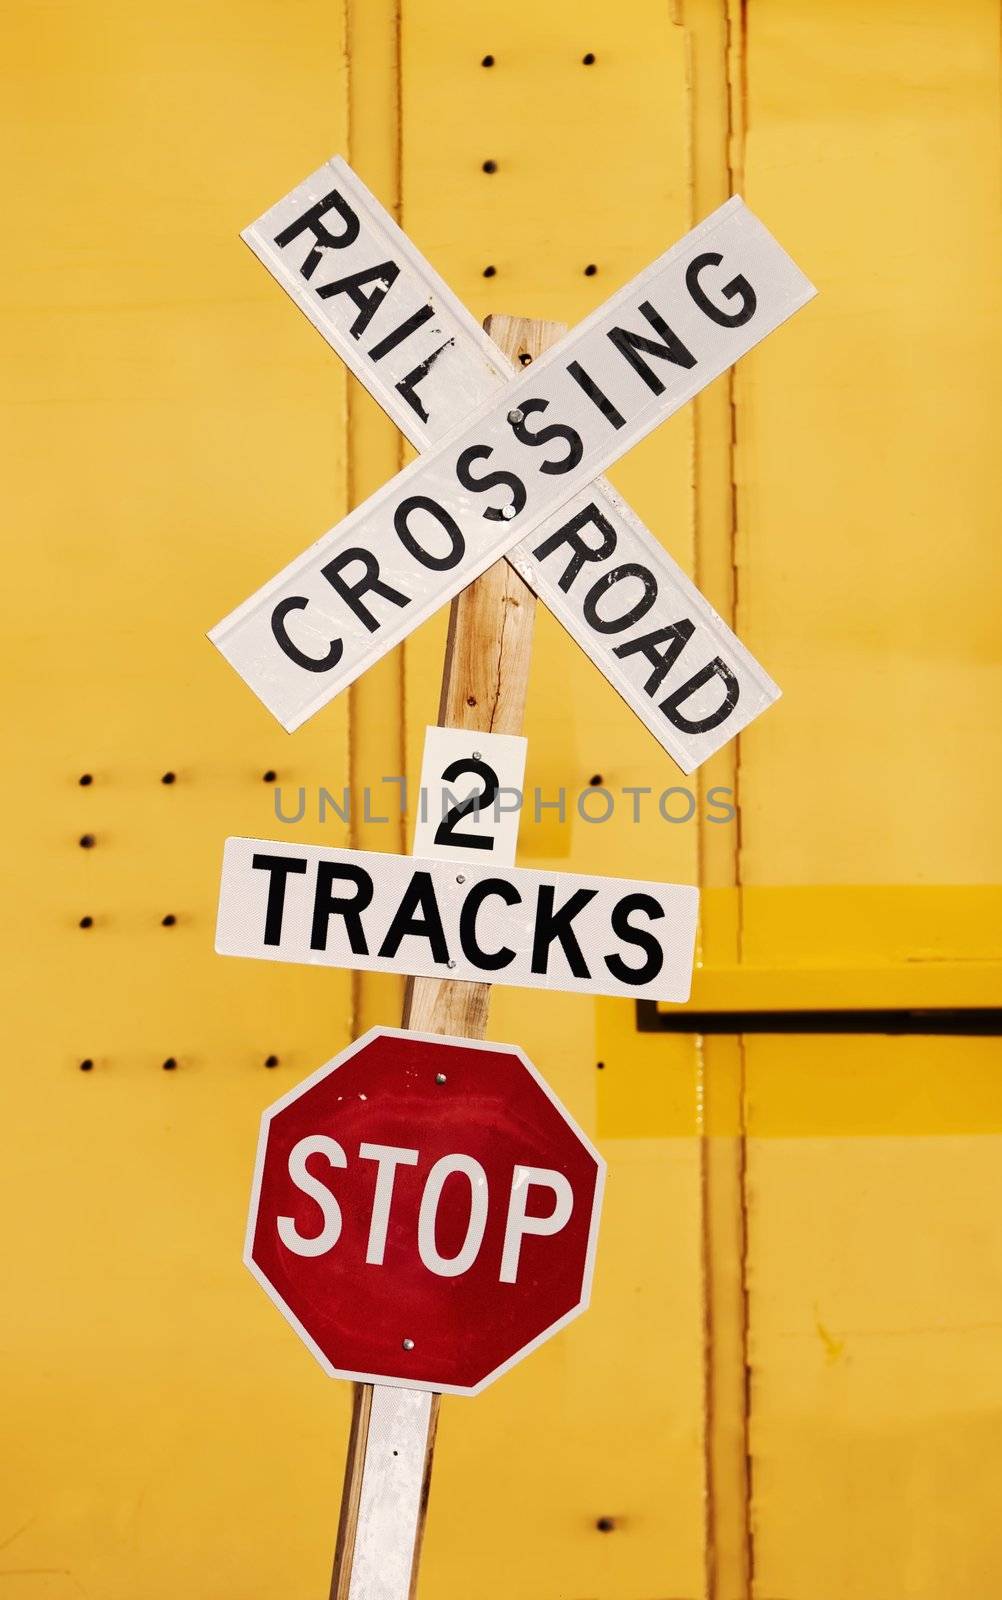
246 1027 605 1395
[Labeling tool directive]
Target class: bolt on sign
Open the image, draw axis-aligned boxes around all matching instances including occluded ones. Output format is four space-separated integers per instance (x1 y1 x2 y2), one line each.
246 1028 604 1395
211 158 815 770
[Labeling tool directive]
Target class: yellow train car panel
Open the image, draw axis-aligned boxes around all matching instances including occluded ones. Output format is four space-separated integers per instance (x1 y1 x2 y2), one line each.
1 1 999 1597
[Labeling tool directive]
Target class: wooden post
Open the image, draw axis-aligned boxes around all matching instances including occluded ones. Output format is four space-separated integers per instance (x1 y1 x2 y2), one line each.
329 313 566 1600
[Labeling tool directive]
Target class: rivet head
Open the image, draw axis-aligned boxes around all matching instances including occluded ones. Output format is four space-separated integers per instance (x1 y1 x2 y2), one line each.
507 407 524 425
456 874 466 884
435 1072 447 1085
501 503 516 520
447 960 456 969
472 751 481 759
402 1337 415 1351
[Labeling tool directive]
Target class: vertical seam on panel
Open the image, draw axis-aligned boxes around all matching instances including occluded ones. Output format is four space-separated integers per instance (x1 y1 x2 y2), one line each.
394 0 406 824
697 1045 717 1600
737 1034 754 1598
344 0 360 1038
725 1 754 1592
724 0 745 959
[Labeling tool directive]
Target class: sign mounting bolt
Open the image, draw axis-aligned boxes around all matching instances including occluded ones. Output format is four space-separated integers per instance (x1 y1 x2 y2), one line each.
402 1337 415 1351
507 407 524 425
501 503 516 519
435 1072 447 1085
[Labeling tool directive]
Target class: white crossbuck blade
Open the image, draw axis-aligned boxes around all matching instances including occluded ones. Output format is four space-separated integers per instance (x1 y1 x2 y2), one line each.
212 159 815 769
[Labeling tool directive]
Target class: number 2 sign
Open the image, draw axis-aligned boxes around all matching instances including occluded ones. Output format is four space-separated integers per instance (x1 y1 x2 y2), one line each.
411 726 528 867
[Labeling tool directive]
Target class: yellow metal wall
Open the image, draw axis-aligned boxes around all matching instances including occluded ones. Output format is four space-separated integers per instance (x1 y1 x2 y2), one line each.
1 2 999 1598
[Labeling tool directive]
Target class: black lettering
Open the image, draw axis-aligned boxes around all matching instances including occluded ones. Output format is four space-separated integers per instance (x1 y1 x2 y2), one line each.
434 758 500 850
394 496 465 571
532 502 617 591
271 597 344 672
660 658 740 733
311 862 373 953
582 564 658 635
251 853 308 945
316 259 400 340
508 398 583 474
607 300 696 394
396 340 455 423
604 893 665 986
685 252 756 328
455 445 526 522
567 360 626 429
377 871 450 964
367 303 435 362
530 884 598 979
613 619 695 696
273 188 360 280
458 879 520 970
320 548 410 632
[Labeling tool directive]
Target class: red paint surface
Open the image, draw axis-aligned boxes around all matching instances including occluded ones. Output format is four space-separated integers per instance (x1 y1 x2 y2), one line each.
249 1032 602 1391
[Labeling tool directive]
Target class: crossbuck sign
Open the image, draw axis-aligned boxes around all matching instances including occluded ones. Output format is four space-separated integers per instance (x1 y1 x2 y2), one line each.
210 159 815 771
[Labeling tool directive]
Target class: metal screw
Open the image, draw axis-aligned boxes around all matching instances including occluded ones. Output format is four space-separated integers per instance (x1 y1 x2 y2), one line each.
447 960 456 969
507 407 524 425
501 503 516 520
402 1337 415 1351
472 751 481 759
435 1073 447 1085
456 874 465 884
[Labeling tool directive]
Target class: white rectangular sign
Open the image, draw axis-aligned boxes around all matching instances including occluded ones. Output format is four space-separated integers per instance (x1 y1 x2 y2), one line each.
411 725 527 866
216 837 699 1002
214 172 814 763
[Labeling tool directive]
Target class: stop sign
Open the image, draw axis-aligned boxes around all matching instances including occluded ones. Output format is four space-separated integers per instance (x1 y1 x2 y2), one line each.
245 1027 605 1395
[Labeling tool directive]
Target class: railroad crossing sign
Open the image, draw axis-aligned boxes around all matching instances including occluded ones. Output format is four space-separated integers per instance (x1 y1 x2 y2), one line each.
215 164 818 1599
210 157 815 770
246 1027 604 1395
